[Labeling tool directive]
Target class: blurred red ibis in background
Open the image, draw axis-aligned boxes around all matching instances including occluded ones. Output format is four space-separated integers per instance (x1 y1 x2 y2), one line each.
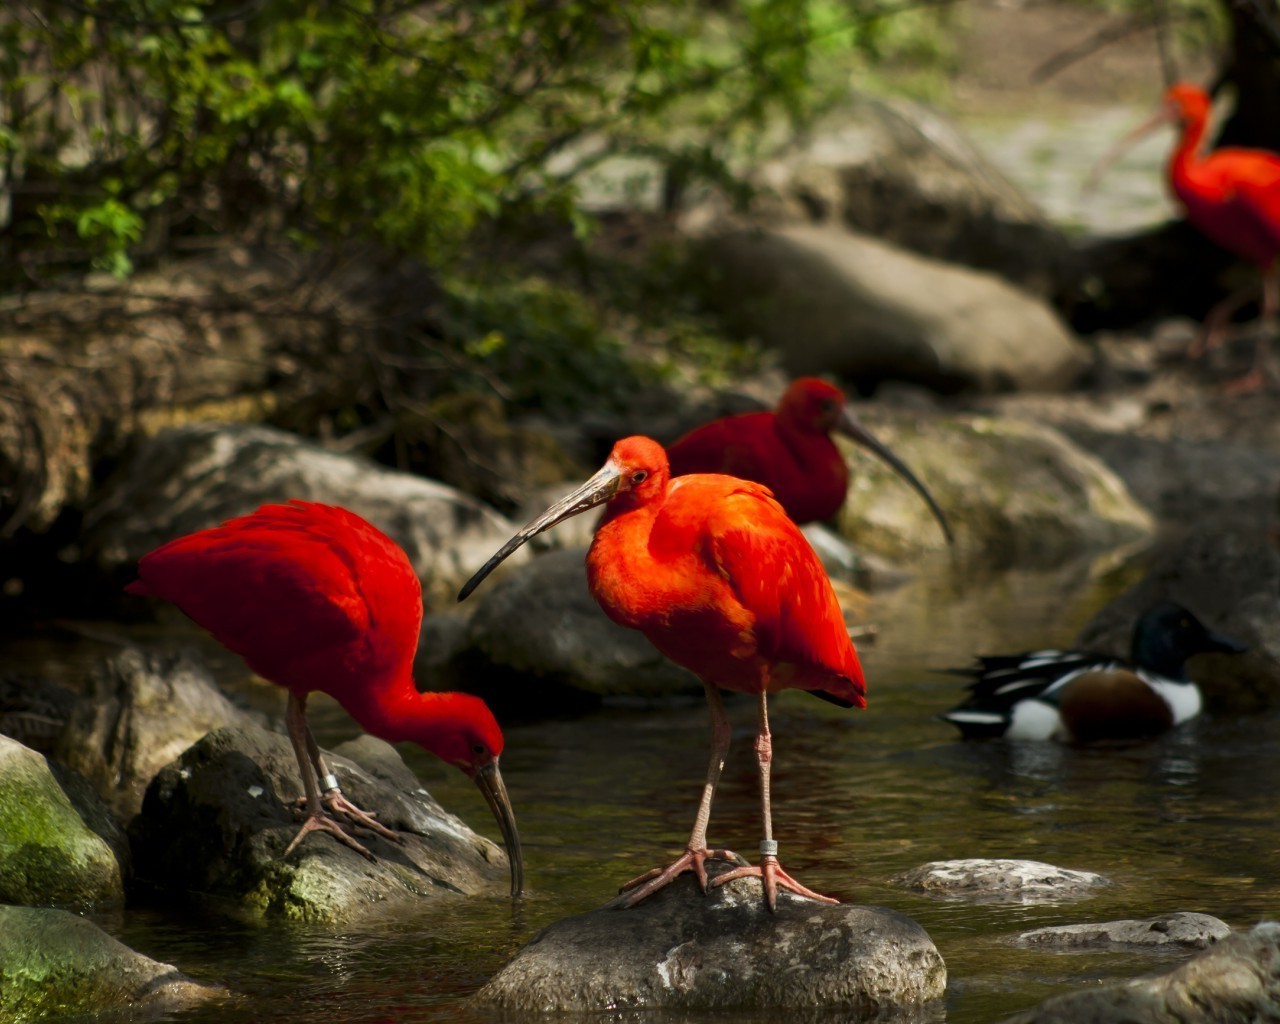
1091 82 1280 393
128 500 523 895
459 436 865 911
667 377 952 539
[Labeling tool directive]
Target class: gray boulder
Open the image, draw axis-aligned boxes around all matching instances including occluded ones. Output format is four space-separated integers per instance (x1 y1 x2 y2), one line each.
85 423 522 610
0 735 127 908
837 411 1154 566
999 922 1280 1024
0 905 225 1018
697 223 1089 394
893 859 1107 904
54 647 258 819
128 724 512 924
1018 912 1230 951
1074 524 1280 712
475 866 945 1015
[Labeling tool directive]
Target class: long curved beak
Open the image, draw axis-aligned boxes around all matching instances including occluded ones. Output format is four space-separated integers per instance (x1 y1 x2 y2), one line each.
1083 104 1174 193
458 462 623 601
474 761 523 898
837 408 954 545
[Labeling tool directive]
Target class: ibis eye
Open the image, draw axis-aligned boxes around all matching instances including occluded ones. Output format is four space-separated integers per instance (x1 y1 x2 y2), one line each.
631 470 648 485
472 742 487 756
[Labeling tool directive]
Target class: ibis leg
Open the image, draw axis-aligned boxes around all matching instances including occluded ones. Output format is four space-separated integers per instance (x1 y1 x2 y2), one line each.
1191 282 1255 358
712 690 839 911
281 692 375 860
301 721 402 843
1225 264 1278 395
610 682 743 908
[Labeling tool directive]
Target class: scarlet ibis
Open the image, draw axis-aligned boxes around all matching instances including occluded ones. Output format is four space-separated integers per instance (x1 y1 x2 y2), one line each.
940 603 1246 742
459 436 865 911
667 377 952 539
127 500 523 894
1093 83 1280 392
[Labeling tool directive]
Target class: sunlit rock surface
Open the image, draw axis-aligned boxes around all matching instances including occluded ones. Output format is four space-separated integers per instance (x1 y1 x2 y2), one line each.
1018 912 1230 950
85 423 522 611
999 922 1280 1024
0 735 127 908
893 859 1107 904
475 866 945 1015
838 411 1154 566
0 905 226 1018
128 725 511 924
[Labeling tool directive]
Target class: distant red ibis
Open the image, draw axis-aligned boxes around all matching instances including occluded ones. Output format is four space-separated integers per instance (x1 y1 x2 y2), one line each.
1093 83 1280 393
459 436 865 911
128 500 523 894
667 377 952 539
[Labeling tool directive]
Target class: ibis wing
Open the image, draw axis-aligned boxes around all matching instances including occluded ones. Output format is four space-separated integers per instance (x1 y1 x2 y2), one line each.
668 412 779 480
704 485 865 706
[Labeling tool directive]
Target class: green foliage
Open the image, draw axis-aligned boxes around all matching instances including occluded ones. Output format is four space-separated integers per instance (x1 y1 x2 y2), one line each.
1 0 955 278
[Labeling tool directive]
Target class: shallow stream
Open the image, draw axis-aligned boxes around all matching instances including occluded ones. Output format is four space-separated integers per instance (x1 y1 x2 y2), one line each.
15 549 1280 1023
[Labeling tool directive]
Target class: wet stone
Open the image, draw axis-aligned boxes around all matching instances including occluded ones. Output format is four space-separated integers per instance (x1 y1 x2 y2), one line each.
892 859 1107 903
475 864 945 1016
1018 911 1231 950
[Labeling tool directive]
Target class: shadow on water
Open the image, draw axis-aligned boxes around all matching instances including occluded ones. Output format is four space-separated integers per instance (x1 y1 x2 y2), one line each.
9 548 1280 1024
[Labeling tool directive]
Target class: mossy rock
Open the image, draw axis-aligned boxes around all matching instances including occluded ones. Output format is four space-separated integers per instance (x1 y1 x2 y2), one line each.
0 736 125 909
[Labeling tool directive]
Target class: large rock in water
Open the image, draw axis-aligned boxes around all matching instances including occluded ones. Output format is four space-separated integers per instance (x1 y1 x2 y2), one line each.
998 922 1280 1024
84 423 523 610
0 735 127 908
836 411 1154 567
128 725 512 924
475 867 945 1015
54 648 258 819
0 905 225 1018
697 223 1089 394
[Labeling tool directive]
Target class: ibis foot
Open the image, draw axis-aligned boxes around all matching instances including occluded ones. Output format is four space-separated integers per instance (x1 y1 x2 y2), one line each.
712 854 839 912
320 789 403 844
282 810 377 861
1223 366 1271 396
608 847 746 909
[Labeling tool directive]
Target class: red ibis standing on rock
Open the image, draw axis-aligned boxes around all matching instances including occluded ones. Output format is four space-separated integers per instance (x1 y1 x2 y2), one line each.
1092 82 1280 393
459 436 866 911
127 500 523 895
667 377 952 539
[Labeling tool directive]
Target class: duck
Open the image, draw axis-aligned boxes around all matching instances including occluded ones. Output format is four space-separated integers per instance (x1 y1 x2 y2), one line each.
939 603 1247 742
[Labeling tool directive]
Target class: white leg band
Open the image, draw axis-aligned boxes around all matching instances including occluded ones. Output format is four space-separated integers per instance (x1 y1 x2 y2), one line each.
759 839 778 857
319 774 340 794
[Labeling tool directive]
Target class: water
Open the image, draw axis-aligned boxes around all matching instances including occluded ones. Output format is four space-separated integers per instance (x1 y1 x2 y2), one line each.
14 554 1280 1023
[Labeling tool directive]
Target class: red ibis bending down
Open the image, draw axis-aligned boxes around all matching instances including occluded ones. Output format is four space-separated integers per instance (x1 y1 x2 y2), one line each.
459 436 866 911
667 377 952 539
128 500 523 895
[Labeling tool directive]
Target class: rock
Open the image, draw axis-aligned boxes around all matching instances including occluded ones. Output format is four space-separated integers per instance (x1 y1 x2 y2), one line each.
696 223 1090 394
84 423 522 610
998 922 1280 1024
128 724 511 924
0 905 226 1018
1018 912 1231 950
0 673 78 753
892 859 1107 903
1074 524 1280 712
0 735 126 908
752 93 1074 298
474 866 945 1014
441 547 700 711
836 411 1154 566
54 648 258 819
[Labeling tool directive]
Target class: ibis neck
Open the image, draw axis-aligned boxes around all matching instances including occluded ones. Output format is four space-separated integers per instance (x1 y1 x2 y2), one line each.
1170 115 1209 183
335 668 437 746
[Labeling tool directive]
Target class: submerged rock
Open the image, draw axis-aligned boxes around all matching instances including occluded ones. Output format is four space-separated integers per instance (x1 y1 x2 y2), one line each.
54 647 258 819
475 866 945 1015
0 905 226 1018
999 922 1280 1024
1018 912 1230 950
128 725 512 924
0 735 126 908
892 859 1107 904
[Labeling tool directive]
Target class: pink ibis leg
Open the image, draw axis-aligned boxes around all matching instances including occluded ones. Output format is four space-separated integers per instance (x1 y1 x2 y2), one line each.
301 720 402 844
1224 263 1278 395
281 692 375 860
609 681 743 908
711 689 839 911
1190 282 1256 358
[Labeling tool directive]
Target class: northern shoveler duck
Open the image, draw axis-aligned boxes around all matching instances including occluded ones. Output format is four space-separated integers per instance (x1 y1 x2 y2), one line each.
940 603 1247 742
